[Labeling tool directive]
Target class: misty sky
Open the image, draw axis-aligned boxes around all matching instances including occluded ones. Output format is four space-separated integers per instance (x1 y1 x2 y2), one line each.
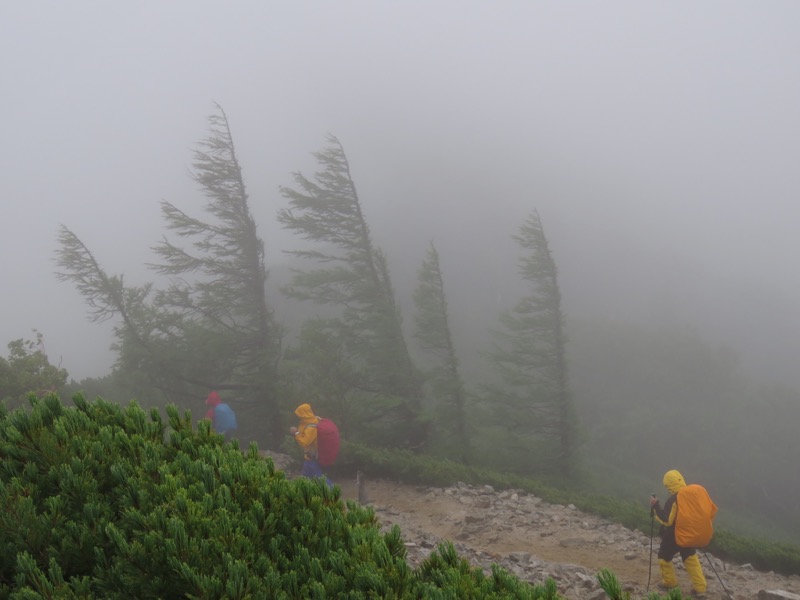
2 2 799 384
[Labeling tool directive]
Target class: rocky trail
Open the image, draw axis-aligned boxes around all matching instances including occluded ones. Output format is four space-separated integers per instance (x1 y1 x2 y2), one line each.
267 454 800 599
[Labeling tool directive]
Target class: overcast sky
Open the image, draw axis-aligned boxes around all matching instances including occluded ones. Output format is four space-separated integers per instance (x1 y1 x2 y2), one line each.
2 1 799 383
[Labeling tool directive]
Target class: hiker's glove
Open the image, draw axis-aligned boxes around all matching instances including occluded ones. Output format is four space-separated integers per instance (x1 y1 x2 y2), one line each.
649 496 659 507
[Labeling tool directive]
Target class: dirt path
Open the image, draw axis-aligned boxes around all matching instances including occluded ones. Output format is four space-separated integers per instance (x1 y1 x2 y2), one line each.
337 478 654 587
264 451 800 597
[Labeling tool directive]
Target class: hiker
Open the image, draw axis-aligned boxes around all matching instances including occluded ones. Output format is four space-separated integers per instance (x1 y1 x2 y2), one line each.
204 391 238 441
290 403 333 485
649 469 711 598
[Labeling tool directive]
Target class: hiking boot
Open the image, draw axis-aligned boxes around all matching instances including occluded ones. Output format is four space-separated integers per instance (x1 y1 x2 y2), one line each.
689 591 706 599
657 583 677 591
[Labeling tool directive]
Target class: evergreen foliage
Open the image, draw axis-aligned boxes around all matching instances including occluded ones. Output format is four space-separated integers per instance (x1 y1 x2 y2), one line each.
277 136 425 447
0 394 556 599
0 332 68 408
412 242 470 463
599 568 689 600
485 210 577 477
56 105 282 445
149 104 283 444
51 106 800 554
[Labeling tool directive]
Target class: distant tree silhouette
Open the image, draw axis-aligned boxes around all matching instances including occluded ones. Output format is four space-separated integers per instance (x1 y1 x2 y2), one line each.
413 242 470 463
486 210 577 477
278 136 424 447
56 104 284 445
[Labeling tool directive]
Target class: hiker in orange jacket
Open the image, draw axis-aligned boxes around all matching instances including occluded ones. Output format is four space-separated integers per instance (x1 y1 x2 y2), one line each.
289 403 330 484
649 469 709 597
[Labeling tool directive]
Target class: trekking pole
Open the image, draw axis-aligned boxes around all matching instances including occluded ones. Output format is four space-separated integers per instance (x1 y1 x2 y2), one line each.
646 495 656 593
701 551 734 600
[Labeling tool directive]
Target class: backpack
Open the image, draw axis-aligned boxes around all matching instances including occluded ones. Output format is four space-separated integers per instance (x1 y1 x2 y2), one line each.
214 403 237 434
675 484 718 548
315 418 340 467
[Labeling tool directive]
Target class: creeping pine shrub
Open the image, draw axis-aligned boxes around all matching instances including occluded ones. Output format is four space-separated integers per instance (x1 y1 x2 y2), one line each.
0 394 556 599
598 569 684 600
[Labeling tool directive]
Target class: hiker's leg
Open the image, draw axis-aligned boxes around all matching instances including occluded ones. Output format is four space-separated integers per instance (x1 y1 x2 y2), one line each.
301 459 324 478
657 539 679 588
658 559 678 588
321 469 334 488
683 552 707 593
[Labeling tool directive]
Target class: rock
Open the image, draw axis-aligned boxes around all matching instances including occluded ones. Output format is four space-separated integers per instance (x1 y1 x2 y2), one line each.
759 591 800 600
559 537 587 547
509 552 531 563
464 514 484 524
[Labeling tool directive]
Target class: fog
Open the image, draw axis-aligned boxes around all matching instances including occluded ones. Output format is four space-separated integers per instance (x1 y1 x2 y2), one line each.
2 2 799 388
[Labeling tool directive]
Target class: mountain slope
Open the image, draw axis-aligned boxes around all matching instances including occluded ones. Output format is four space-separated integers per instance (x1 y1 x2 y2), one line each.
335 475 800 600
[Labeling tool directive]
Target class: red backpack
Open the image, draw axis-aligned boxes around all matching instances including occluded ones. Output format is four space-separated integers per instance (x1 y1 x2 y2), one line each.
315 418 340 467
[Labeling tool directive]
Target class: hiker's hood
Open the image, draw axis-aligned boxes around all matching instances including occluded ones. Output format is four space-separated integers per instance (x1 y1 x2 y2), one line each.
294 403 317 423
663 470 687 494
205 391 221 407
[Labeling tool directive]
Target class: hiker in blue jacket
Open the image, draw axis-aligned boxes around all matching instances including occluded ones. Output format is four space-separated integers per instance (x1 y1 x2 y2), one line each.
204 391 238 441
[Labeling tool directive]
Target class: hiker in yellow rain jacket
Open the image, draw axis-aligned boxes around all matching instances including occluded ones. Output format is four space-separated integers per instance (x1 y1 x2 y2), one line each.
289 403 329 483
649 469 709 598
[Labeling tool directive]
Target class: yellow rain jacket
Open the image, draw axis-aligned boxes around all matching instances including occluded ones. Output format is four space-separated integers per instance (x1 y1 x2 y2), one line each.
653 469 715 593
654 469 686 529
293 403 321 460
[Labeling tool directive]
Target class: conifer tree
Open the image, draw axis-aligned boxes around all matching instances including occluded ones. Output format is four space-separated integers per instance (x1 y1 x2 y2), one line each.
56 105 283 444
412 242 470 462
149 103 282 442
487 210 577 477
55 226 168 386
277 136 424 446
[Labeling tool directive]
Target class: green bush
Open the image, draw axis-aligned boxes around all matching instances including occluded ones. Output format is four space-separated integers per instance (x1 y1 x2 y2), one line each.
0 394 559 599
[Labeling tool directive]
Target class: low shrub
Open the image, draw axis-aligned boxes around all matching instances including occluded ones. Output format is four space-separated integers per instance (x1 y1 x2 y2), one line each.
0 394 558 599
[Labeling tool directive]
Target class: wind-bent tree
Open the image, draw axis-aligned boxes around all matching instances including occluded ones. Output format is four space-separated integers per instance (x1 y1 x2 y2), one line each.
486 210 577 477
277 136 424 447
55 228 166 388
149 103 283 442
56 104 283 445
412 242 470 463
